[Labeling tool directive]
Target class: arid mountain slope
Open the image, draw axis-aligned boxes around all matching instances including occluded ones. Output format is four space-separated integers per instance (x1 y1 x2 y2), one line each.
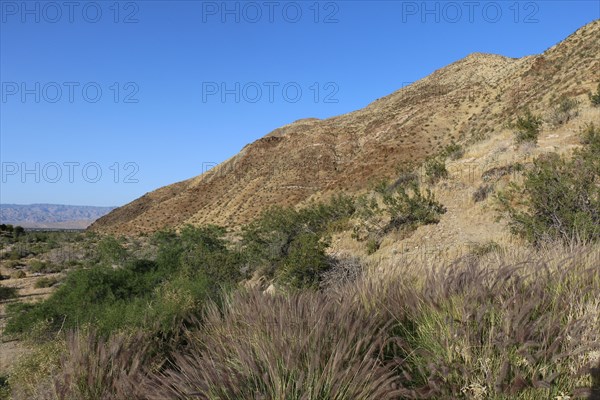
90 20 599 235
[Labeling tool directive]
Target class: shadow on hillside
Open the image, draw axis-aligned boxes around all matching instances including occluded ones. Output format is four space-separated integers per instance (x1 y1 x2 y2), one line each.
590 360 600 400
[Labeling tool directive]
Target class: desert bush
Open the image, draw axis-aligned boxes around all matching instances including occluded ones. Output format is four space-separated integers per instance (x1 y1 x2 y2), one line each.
242 196 355 288
277 232 330 289
442 142 464 160
548 95 579 126
0 375 9 400
581 122 600 146
589 82 600 106
498 130 599 245
29 259 62 274
353 181 445 251
34 277 59 289
468 240 501 257
97 236 128 265
0 284 17 300
424 157 448 184
482 163 524 182
11 270 26 279
382 182 446 230
319 254 364 290
4 260 24 269
5 260 212 337
514 108 543 144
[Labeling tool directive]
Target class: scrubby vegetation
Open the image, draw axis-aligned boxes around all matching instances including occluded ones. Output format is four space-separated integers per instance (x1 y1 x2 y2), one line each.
7 245 599 400
589 82 600 106
499 123 600 245
2 103 600 399
548 95 579 126
513 108 543 144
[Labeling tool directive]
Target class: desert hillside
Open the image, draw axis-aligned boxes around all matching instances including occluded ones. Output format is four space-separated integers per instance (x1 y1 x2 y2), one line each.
90 20 600 235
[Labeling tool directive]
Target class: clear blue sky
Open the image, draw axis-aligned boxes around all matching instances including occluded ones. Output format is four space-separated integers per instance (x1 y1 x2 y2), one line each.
0 1 598 207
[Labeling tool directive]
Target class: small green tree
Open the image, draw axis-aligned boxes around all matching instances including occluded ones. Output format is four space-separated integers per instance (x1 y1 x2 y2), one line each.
514 109 543 144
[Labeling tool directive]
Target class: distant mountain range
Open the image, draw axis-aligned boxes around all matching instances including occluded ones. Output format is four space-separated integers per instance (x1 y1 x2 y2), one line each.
0 204 116 229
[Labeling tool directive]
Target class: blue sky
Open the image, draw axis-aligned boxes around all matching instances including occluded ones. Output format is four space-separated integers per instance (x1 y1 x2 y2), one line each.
0 1 598 207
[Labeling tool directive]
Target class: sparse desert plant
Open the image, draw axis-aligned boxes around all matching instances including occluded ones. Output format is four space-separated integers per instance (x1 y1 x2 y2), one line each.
11 270 26 279
497 130 599 245
366 237 380 254
424 157 449 184
319 254 364 290
581 122 600 146
589 82 600 106
442 142 465 160
514 108 543 144
0 284 17 300
34 277 59 289
29 259 62 274
468 240 501 256
548 95 580 126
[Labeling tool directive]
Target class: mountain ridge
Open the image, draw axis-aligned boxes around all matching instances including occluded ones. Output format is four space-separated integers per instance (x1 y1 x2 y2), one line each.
90 20 600 235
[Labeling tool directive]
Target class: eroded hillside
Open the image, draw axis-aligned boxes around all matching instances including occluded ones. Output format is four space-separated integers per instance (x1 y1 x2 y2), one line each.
90 20 600 235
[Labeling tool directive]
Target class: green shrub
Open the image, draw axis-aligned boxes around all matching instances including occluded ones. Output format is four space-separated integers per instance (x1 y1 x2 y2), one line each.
498 131 599 245
581 122 600 146
97 236 128 265
242 195 355 286
589 82 600 106
549 95 579 126
29 259 61 273
514 108 543 144
6 261 211 337
34 277 59 289
277 233 330 289
424 158 448 184
4 260 24 269
442 142 464 160
383 182 446 230
366 238 380 255
0 284 17 300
